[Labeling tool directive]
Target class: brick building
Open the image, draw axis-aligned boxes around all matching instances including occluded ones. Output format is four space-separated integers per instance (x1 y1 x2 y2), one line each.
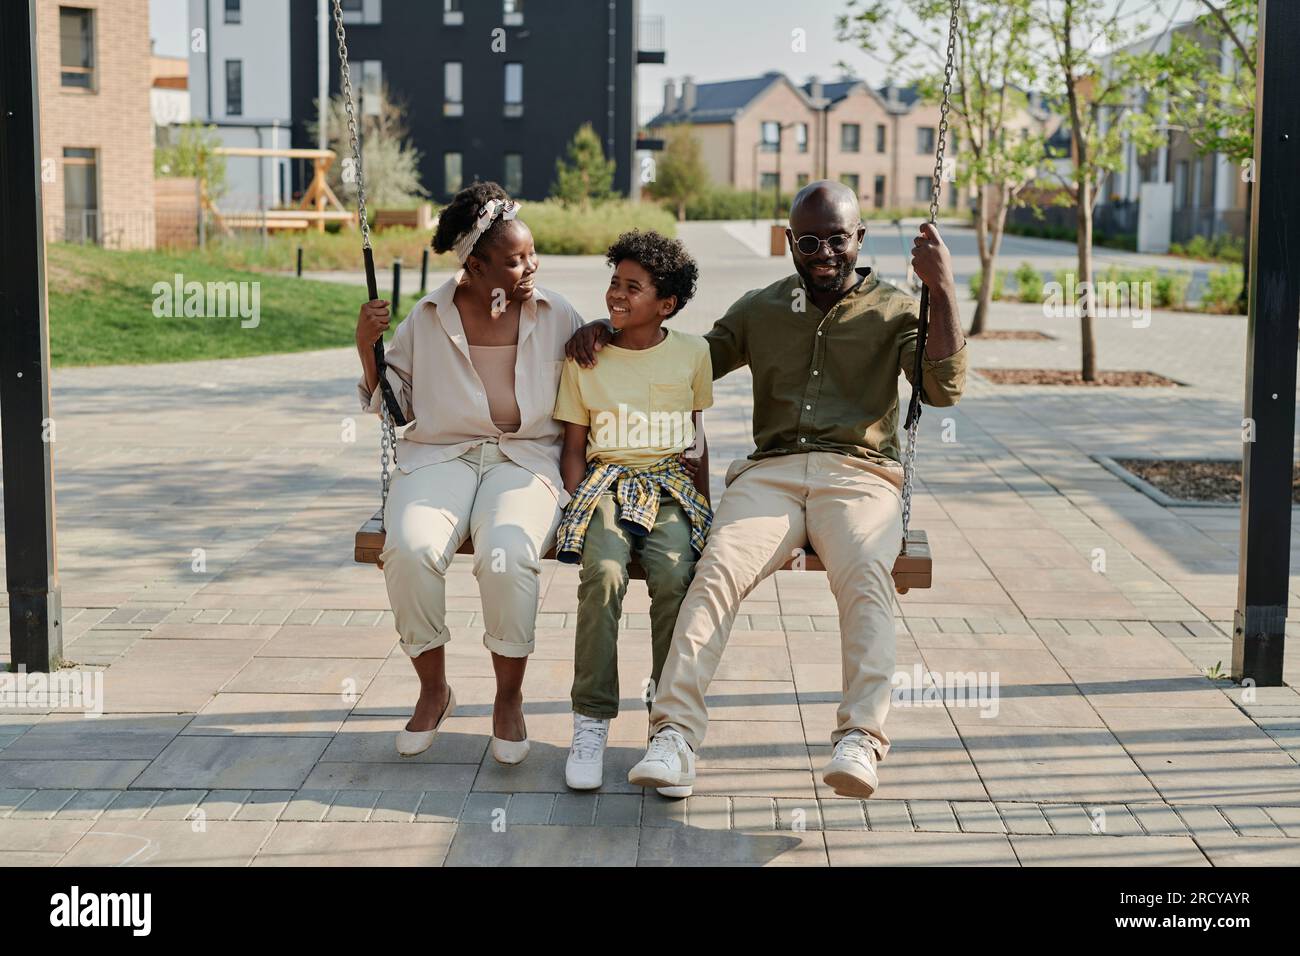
649 71 1054 214
35 0 155 249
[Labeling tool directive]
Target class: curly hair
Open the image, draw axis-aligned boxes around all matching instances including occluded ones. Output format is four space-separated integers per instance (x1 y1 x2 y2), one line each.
604 230 698 317
430 181 513 256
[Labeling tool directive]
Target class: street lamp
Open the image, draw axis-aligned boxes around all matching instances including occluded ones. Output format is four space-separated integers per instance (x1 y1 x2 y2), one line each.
754 122 798 225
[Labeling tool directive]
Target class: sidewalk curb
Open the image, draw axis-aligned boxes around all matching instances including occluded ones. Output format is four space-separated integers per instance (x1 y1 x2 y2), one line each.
1092 454 1239 510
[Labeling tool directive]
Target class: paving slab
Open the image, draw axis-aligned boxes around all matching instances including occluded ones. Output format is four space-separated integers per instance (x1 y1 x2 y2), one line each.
132 736 328 790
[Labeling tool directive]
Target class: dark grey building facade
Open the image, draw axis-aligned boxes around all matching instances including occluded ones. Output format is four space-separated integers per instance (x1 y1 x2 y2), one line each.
289 0 663 202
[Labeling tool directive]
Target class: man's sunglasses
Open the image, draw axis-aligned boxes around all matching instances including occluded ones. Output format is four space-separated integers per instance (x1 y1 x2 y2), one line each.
791 226 862 257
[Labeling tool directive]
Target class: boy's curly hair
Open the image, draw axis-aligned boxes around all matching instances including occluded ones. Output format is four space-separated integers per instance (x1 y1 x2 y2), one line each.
605 230 698 317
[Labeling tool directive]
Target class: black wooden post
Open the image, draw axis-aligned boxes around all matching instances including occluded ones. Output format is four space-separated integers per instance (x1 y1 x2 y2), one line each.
419 248 429 296
391 258 401 316
296 245 303 277
0 0 63 671
1234 0 1300 686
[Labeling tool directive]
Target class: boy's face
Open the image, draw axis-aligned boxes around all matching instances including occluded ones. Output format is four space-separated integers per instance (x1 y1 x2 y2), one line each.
606 259 674 332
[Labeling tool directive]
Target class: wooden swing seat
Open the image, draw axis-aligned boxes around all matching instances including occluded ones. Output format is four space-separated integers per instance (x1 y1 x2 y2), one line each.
353 512 931 593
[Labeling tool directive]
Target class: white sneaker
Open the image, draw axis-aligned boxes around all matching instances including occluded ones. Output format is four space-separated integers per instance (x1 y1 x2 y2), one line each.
628 728 695 789
822 731 881 798
656 785 692 799
565 713 610 790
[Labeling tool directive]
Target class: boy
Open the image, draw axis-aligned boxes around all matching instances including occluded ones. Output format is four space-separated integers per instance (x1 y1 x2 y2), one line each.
552 230 712 793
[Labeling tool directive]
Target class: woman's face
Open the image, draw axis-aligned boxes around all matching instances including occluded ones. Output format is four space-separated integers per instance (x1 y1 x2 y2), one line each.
471 220 539 303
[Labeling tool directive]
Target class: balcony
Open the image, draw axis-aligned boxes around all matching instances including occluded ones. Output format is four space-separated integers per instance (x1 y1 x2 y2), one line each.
638 15 665 64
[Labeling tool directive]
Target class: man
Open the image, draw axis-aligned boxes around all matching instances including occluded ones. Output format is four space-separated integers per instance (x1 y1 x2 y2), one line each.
565 180 966 798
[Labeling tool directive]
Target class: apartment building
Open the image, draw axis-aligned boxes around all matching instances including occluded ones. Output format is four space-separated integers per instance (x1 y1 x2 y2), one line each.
35 0 155 248
187 0 294 210
1097 18 1248 249
285 0 663 202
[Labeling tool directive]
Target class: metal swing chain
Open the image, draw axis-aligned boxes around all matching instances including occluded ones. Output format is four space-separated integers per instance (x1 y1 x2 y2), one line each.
901 0 960 544
332 0 396 522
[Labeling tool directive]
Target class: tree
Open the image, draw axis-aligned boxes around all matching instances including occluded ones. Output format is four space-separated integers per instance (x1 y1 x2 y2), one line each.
154 121 228 201
310 82 429 208
1129 0 1255 311
1027 0 1164 380
551 123 617 208
838 0 1045 336
646 124 709 220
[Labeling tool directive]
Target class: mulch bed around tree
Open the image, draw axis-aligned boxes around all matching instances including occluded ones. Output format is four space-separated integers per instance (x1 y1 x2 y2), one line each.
976 368 1183 387
968 330 1055 341
1115 458 1300 504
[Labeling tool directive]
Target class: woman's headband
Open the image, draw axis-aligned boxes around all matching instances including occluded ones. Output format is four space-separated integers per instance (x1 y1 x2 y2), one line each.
449 198 521 264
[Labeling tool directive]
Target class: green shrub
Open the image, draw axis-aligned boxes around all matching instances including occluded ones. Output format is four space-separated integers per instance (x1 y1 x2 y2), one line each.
1201 265 1245 313
520 199 676 254
969 268 1005 301
204 199 676 272
1154 271 1191 309
1014 262 1044 303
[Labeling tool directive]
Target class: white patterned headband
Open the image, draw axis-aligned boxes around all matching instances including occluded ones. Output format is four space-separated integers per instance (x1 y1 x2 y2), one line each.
451 198 521 264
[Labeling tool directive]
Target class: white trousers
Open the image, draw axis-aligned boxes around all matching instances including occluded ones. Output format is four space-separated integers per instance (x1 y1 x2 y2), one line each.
381 441 561 659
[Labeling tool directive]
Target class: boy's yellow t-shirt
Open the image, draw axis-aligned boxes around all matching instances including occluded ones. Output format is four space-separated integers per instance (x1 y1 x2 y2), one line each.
553 328 714 469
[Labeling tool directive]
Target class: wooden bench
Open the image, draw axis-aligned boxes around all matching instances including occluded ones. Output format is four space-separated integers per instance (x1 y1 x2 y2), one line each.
354 511 931 593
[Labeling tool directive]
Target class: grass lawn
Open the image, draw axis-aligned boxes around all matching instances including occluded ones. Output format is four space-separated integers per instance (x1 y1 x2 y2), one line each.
48 242 370 367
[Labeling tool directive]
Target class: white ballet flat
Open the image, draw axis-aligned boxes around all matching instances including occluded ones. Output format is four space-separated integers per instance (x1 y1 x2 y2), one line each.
490 735 531 765
395 687 456 757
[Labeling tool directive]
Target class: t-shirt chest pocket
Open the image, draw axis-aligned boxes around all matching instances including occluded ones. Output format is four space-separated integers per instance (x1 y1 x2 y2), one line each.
649 382 693 412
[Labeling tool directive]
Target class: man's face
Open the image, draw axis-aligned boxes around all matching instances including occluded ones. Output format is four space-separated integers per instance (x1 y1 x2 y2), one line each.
787 205 864 295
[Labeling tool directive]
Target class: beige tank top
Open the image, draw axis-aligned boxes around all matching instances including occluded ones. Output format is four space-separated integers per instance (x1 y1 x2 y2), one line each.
467 344 521 433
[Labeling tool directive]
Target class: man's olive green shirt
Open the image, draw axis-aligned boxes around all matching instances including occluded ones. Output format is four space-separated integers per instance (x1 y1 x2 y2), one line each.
703 267 968 470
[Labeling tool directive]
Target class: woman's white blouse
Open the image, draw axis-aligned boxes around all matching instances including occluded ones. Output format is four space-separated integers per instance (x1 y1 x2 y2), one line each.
358 272 585 506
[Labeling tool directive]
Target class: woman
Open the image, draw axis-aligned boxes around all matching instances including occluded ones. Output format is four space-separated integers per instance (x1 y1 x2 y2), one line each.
356 181 583 763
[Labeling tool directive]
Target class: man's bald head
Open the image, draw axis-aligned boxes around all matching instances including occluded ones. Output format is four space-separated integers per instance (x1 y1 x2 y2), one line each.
789 180 861 232
786 180 864 295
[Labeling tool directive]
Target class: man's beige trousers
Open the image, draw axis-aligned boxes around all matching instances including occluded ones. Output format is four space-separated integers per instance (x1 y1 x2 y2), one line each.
650 452 903 756
381 440 560 659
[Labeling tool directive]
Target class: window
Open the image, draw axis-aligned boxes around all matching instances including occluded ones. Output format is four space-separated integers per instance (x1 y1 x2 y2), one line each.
875 123 886 154
915 175 932 202
760 172 779 192
917 126 935 155
796 172 810 188
224 0 240 24
760 121 779 152
841 123 860 153
445 152 463 195
444 0 463 26
504 63 523 117
795 123 808 154
504 153 523 195
839 173 860 195
62 147 98 244
1173 160 1188 210
361 60 382 117
444 62 463 116
873 174 885 208
340 0 380 24
225 59 242 116
59 7 95 89
504 0 524 26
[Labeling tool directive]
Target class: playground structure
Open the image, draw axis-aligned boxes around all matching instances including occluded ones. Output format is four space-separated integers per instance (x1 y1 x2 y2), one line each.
204 146 356 234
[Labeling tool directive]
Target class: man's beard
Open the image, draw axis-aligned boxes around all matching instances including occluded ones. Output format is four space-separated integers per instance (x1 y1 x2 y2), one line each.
796 256 855 294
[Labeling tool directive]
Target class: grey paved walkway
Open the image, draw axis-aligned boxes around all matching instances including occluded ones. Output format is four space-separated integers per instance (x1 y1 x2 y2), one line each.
1 222 1297 866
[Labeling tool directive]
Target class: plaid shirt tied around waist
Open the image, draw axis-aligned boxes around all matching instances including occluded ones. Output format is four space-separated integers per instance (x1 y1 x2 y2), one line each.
555 457 712 564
